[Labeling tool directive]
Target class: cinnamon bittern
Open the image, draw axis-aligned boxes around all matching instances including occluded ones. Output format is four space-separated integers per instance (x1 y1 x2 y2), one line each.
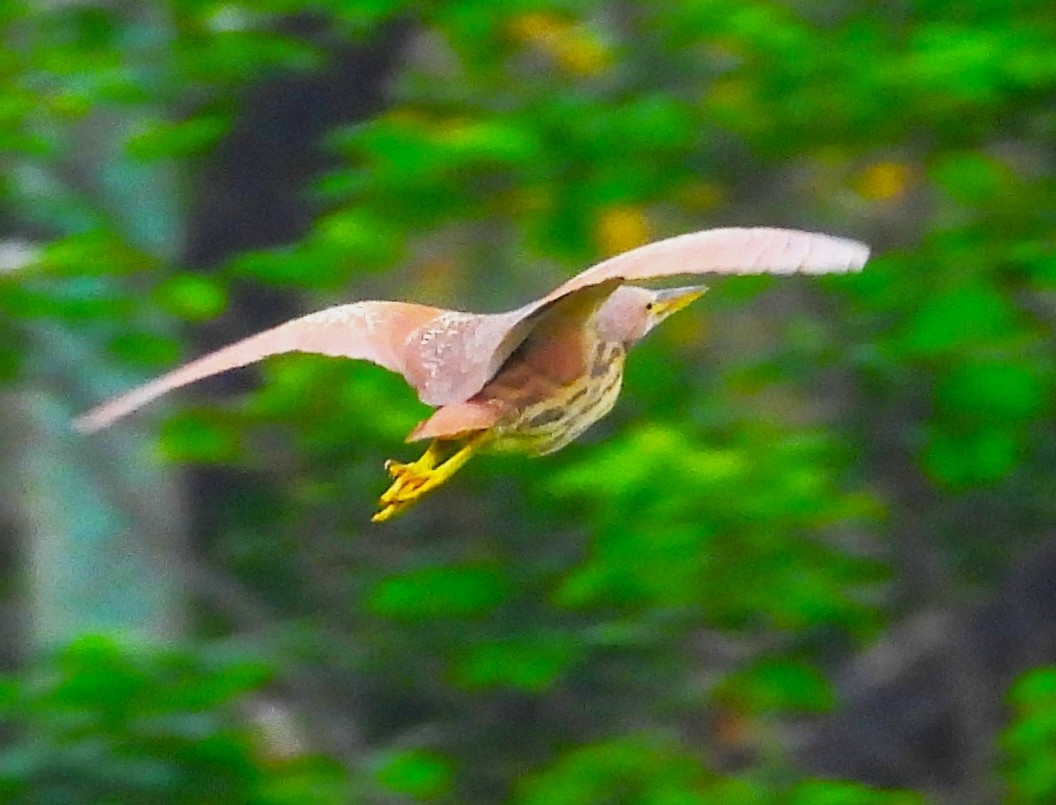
75 227 869 521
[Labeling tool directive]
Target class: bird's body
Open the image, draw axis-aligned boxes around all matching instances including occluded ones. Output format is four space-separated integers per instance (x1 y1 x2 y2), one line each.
476 317 627 456
74 227 871 521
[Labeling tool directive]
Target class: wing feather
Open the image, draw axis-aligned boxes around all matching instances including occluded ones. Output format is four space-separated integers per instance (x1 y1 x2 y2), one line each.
76 228 871 429
538 227 869 304
412 228 869 405
74 300 448 432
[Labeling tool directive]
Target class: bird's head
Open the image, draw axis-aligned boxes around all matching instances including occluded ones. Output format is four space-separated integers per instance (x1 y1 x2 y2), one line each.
596 284 708 345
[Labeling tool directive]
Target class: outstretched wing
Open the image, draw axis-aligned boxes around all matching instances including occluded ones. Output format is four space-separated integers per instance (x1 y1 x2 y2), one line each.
76 228 871 429
537 226 869 306
412 227 870 406
74 300 451 432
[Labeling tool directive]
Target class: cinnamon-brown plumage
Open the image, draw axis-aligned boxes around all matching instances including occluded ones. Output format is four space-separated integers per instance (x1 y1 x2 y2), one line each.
74 227 870 521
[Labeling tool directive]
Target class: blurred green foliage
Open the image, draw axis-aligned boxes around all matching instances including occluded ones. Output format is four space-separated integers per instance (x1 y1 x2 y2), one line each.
1004 668 1056 805
2 0 1055 803
0 637 350 805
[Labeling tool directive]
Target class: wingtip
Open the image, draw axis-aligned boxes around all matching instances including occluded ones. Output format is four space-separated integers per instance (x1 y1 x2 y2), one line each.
71 411 104 435
848 238 871 271
813 232 870 274
71 399 129 434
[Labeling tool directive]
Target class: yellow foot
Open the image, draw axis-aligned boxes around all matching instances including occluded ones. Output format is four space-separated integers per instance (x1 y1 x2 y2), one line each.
371 433 491 523
374 461 439 522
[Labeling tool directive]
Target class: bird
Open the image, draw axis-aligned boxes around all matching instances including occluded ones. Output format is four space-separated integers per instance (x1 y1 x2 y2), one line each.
74 227 869 521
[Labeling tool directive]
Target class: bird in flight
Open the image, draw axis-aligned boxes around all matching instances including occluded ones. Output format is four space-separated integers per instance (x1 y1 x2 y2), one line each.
75 227 869 521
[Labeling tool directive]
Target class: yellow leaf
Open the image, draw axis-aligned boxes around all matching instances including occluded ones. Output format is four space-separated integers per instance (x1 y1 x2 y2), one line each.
854 160 914 202
594 205 651 256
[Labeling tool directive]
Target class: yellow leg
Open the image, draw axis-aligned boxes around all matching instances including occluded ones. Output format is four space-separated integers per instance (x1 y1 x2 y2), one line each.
372 432 493 523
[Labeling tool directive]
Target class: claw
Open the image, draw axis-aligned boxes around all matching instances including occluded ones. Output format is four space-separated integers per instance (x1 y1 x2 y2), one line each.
385 459 409 479
372 433 493 522
372 501 409 523
378 467 429 505
372 463 439 522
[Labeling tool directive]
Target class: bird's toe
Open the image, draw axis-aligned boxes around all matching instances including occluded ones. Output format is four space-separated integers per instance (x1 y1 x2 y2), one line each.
384 458 410 478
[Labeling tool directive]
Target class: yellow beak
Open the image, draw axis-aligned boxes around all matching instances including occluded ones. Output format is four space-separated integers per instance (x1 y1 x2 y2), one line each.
651 284 708 320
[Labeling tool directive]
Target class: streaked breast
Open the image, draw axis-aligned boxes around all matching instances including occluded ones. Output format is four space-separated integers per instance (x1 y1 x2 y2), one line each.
485 340 627 456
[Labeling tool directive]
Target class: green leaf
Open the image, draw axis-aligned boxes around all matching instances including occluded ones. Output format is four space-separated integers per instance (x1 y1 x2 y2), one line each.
901 284 1020 356
922 424 1021 488
716 658 834 714
311 208 404 271
936 361 1048 422
375 749 453 800
154 274 228 321
107 331 181 368
158 413 243 464
436 119 542 165
1011 668 1056 711
1004 668 1056 805
453 632 583 692
126 115 231 160
514 735 711 805
257 757 351 805
930 152 1013 206
368 564 509 621
0 339 23 382
789 780 925 805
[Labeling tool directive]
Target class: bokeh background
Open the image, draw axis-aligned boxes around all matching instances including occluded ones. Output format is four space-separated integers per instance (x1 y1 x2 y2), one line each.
2 2 1055 803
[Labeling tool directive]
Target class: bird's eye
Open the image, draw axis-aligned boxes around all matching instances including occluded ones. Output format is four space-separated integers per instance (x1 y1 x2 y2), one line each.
645 302 654 311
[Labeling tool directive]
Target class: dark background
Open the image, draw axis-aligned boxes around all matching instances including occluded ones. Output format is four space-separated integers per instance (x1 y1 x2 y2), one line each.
1 2 1055 803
